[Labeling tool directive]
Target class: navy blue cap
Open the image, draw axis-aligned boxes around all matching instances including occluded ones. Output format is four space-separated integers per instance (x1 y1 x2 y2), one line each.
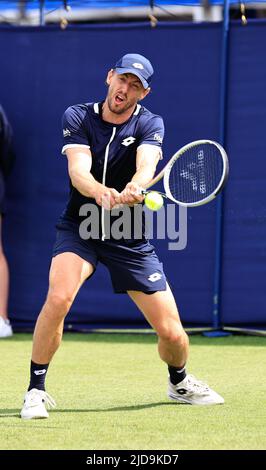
114 53 154 89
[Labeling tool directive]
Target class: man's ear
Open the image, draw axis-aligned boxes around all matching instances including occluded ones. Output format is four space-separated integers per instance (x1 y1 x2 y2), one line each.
106 69 114 86
140 87 151 101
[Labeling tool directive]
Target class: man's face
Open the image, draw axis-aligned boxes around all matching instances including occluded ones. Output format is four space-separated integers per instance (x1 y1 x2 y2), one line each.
105 70 150 115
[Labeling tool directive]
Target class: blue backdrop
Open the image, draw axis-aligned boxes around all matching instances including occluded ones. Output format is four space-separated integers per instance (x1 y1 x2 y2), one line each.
0 21 265 330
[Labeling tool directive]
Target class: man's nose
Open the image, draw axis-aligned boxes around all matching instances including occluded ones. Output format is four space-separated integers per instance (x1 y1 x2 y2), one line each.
120 82 129 94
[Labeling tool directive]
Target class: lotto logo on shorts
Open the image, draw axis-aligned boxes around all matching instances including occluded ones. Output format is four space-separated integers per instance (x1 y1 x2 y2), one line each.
148 273 162 282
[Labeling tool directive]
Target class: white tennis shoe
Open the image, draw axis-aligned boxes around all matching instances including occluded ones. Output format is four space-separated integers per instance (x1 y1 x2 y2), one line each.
0 317 13 338
168 374 224 405
21 388 56 419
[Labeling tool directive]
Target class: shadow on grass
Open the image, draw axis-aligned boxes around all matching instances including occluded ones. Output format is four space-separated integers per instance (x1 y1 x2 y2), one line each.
0 410 20 417
6 332 266 347
0 401 177 419
55 402 178 413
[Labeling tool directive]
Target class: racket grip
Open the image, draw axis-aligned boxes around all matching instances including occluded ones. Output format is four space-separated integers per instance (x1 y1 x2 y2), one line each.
141 189 148 195
141 189 167 199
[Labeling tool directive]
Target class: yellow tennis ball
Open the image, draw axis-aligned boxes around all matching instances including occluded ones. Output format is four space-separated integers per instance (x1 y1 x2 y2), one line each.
144 191 164 211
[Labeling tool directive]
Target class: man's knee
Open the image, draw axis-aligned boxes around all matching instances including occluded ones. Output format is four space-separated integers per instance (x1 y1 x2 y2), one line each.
158 324 187 344
45 291 74 317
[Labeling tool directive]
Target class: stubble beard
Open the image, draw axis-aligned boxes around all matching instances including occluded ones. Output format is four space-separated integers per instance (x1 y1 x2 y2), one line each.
107 93 136 116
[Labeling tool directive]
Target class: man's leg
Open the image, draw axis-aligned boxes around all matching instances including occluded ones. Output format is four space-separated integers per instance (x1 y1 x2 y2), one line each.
0 215 12 338
32 252 94 364
21 252 94 419
128 284 224 405
128 284 189 368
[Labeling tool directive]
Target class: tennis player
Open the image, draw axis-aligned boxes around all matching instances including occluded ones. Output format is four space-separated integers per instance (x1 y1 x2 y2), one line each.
21 53 224 419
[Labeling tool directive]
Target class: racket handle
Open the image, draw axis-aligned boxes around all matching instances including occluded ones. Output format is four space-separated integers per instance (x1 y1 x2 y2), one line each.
141 189 167 199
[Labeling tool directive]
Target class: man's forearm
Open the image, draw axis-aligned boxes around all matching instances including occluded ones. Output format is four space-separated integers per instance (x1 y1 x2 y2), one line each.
70 170 103 199
131 166 156 188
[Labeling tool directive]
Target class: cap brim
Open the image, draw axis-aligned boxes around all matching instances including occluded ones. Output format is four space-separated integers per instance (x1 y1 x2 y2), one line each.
115 67 149 89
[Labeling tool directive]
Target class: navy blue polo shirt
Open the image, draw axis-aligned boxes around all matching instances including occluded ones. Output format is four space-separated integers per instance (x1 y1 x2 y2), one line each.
60 101 164 241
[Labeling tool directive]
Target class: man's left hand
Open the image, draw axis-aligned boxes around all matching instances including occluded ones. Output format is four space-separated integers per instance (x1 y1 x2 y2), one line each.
116 182 145 206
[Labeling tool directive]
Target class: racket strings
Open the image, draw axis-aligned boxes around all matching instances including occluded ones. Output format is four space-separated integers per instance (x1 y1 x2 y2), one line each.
167 143 224 204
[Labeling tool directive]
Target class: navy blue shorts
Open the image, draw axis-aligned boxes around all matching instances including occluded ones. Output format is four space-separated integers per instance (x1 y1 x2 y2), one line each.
52 219 167 294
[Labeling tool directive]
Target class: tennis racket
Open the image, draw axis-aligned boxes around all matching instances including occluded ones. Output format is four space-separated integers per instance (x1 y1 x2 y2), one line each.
142 140 229 207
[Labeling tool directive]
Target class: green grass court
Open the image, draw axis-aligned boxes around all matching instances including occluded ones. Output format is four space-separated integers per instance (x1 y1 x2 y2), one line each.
1 333 265 450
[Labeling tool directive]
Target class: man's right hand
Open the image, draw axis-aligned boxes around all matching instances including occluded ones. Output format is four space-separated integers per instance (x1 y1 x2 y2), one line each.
94 184 121 210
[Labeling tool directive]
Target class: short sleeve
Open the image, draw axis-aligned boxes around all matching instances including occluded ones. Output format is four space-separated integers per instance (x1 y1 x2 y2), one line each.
138 115 164 149
61 105 90 155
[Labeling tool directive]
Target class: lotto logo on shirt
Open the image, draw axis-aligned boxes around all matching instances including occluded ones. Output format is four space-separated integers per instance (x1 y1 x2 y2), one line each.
121 136 136 147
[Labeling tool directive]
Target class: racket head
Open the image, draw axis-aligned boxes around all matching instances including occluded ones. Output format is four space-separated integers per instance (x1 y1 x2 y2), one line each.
163 140 229 207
